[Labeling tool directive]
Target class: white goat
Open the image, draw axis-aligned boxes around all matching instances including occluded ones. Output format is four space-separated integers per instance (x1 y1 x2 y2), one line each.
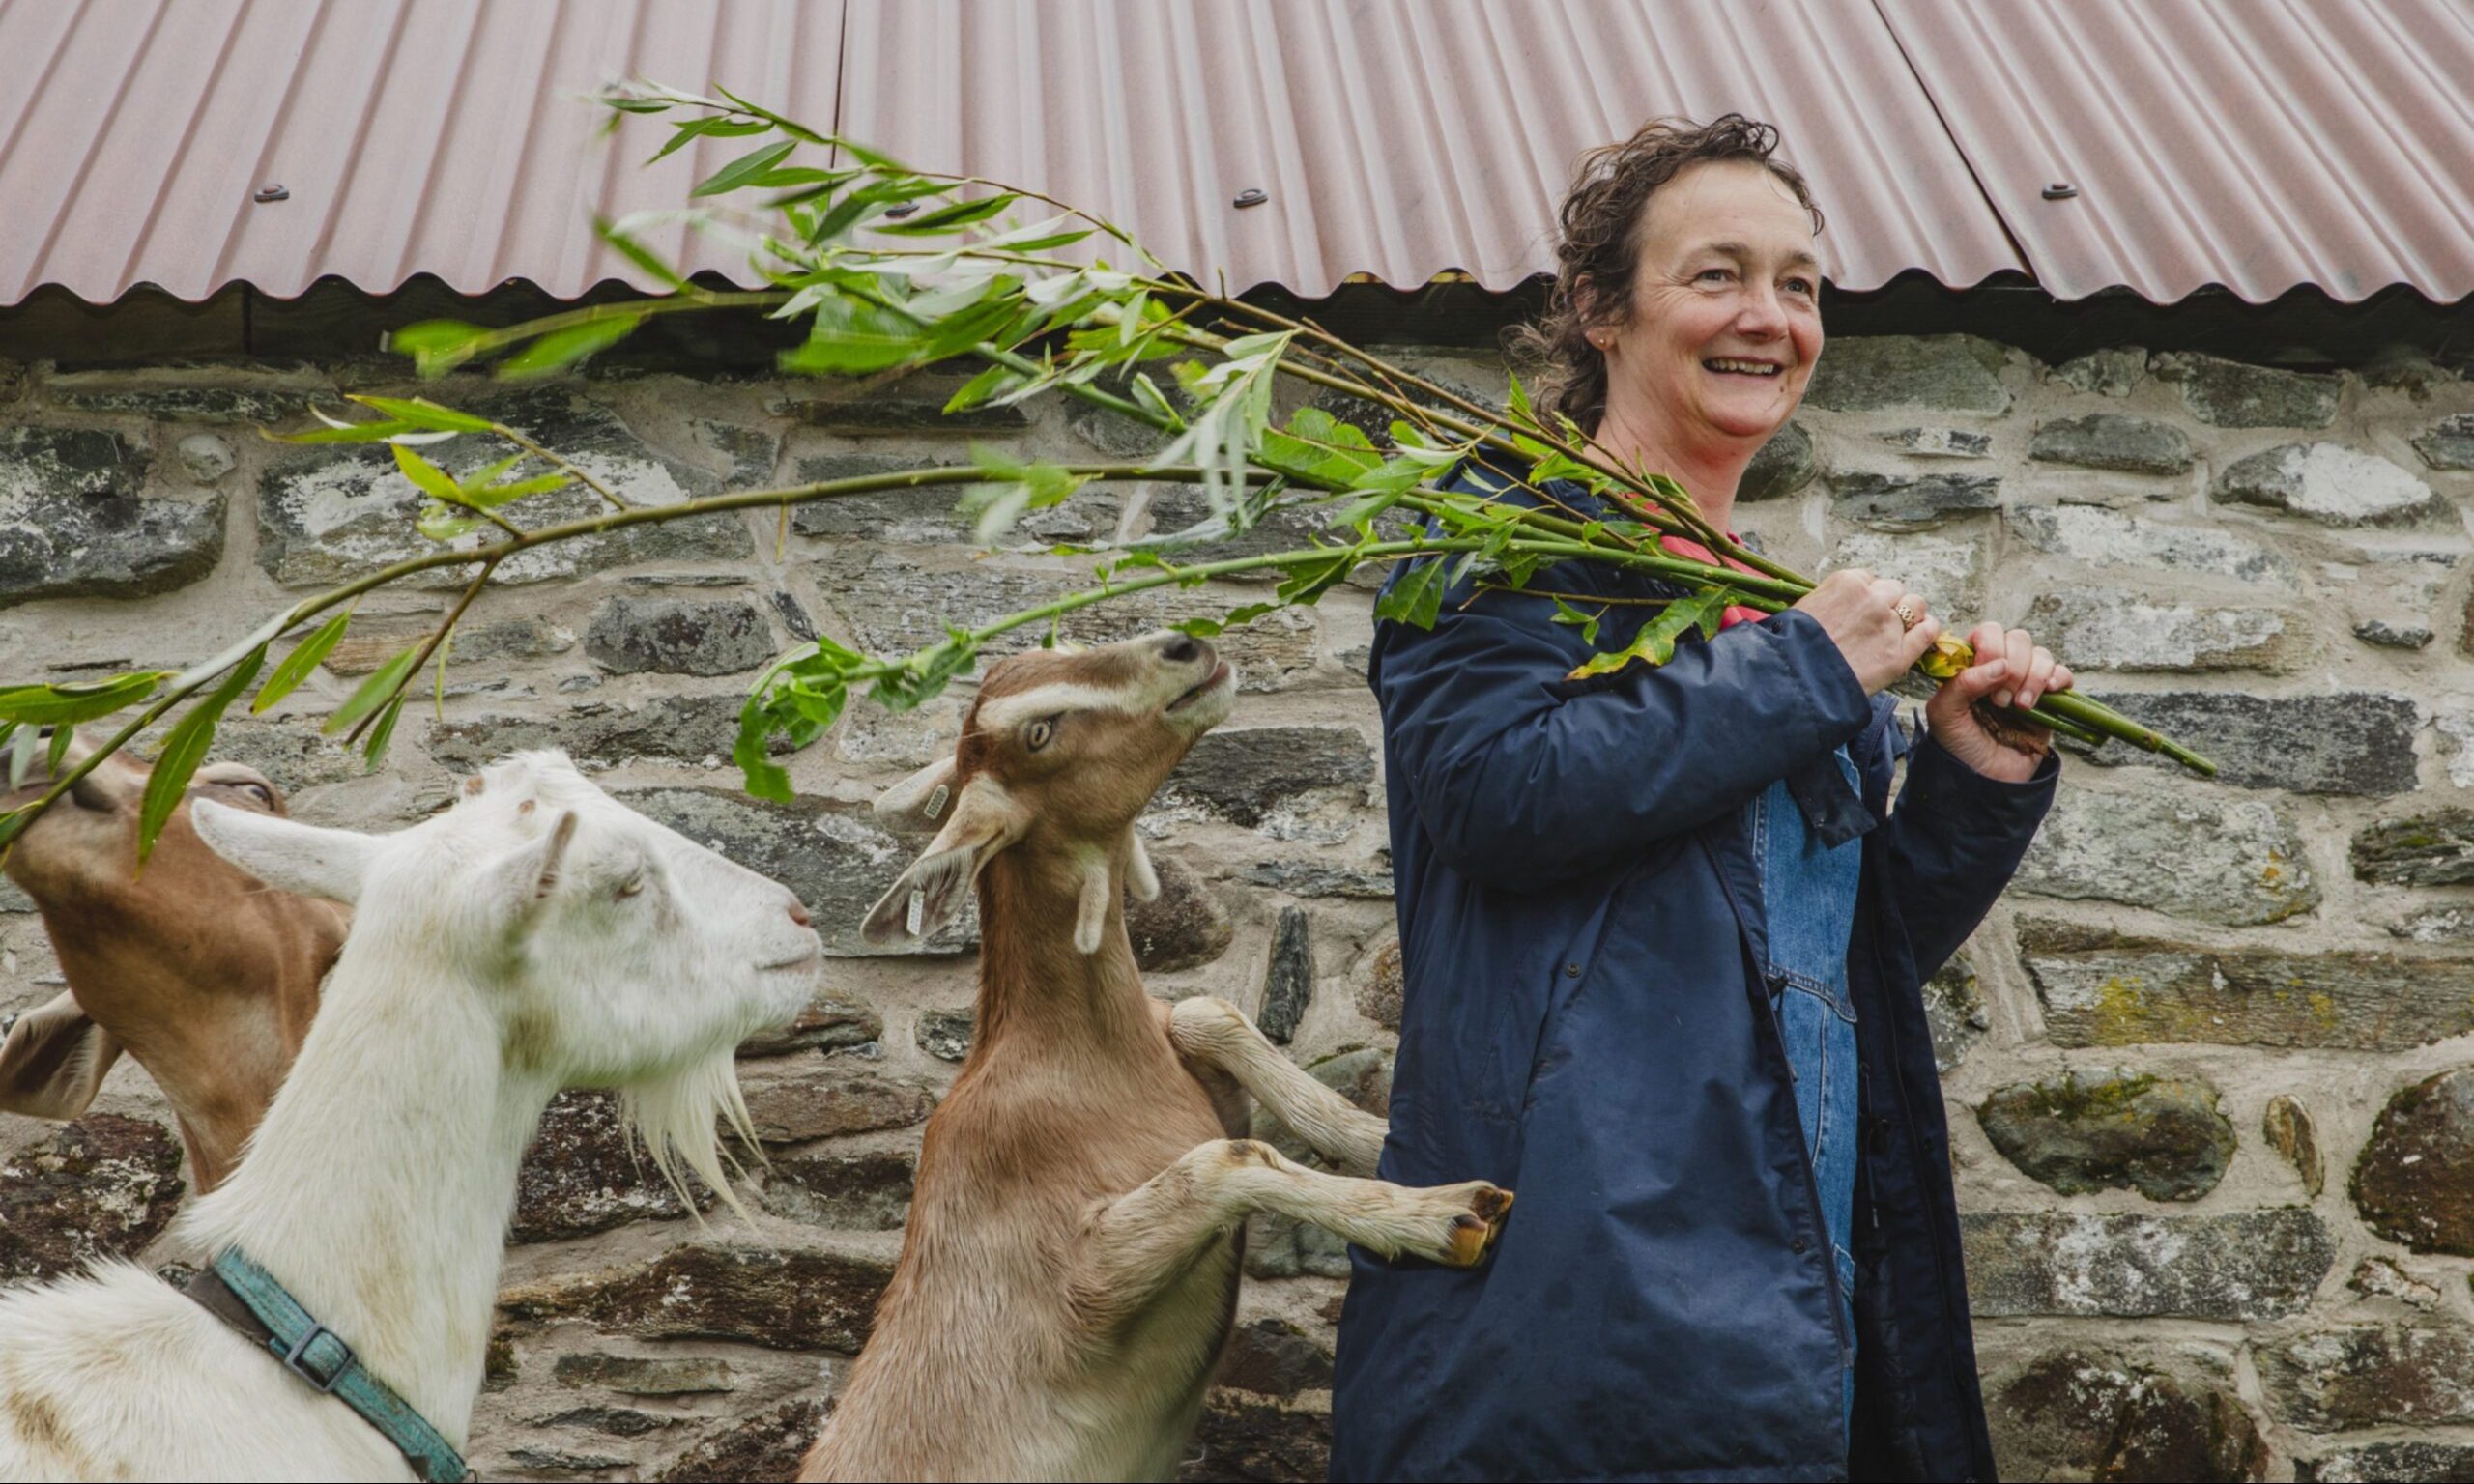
0 750 820 1482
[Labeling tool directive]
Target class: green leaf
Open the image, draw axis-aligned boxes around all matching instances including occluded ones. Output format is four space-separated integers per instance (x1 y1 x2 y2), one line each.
360 695 405 771
497 314 646 381
943 363 1022 413
877 193 1016 235
690 138 798 197
734 699 798 804
777 294 931 375
1549 596 1602 647
346 396 493 433
325 645 421 736
462 474 568 506
595 215 692 291
391 443 462 502
275 417 425 445
1274 550 1356 608
6 723 38 791
1374 558 1445 630
385 319 494 375
648 114 769 162
0 671 170 727
252 611 352 714
417 502 482 543
136 648 265 865
1565 587 1731 680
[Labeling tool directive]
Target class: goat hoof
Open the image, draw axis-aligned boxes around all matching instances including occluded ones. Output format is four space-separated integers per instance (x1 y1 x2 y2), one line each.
1441 1185 1512 1266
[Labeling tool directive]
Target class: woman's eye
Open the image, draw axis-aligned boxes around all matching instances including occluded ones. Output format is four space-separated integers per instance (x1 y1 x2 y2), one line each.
1783 276 1815 297
1025 718 1055 751
1697 268 1734 284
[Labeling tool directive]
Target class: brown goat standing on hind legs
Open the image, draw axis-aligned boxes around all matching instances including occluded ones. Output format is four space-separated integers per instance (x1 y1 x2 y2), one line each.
0 728 345 1189
802 631 1512 1483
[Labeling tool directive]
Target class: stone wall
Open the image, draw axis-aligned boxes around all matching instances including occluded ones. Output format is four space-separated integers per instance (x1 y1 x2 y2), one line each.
1 332 2470 1481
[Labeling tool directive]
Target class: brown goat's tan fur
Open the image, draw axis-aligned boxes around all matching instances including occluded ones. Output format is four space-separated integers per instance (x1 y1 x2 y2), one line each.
0 733 345 1189
803 634 1510 1482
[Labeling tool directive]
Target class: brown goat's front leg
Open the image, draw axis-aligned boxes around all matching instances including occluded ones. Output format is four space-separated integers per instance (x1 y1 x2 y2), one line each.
1070 1139 1511 1326
1167 996 1389 1175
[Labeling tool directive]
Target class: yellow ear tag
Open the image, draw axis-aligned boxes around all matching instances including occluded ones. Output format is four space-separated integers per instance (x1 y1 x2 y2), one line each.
924 784 949 820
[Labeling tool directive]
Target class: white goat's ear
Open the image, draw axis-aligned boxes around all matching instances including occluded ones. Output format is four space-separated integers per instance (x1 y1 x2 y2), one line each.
873 756 958 835
860 779 1023 946
482 810 580 928
0 991 124 1120
191 797 379 904
1126 833 1162 903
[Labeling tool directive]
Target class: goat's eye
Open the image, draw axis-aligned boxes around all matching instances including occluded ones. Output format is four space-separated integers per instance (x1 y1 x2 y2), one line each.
235 783 275 809
1024 718 1055 751
617 871 647 899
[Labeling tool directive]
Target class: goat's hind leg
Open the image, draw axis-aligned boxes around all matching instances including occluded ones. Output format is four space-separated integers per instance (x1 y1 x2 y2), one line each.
1167 996 1388 1175
1074 1139 1511 1325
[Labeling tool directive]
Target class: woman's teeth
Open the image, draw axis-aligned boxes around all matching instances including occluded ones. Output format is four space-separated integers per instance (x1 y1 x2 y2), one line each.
1704 358 1782 377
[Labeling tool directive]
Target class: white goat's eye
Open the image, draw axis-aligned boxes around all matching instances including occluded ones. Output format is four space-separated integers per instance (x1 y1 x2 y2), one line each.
1024 717 1055 751
617 871 647 899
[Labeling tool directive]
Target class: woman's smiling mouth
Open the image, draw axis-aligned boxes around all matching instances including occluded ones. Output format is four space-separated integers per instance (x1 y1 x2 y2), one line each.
1703 357 1784 378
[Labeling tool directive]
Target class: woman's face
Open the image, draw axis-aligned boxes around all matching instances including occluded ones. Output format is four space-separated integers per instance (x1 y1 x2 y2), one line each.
1598 159 1824 447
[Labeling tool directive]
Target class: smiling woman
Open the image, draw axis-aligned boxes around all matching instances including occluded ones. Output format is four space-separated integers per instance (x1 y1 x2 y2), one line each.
1331 116 2069 1482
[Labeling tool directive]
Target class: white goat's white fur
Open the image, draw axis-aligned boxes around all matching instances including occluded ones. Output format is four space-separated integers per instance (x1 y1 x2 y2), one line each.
0 751 819 1481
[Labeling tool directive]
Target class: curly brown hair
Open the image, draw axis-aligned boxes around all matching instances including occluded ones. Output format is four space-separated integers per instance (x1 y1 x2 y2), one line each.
1510 114 1824 437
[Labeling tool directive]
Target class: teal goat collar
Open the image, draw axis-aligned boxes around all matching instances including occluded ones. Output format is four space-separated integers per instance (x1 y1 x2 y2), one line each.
183 1248 472 1483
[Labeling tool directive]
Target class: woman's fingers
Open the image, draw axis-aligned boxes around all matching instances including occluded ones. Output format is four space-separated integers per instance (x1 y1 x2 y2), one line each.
2017 644 2058 710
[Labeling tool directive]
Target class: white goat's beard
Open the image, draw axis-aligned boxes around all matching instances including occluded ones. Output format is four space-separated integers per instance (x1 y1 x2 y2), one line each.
621 1051 759 1220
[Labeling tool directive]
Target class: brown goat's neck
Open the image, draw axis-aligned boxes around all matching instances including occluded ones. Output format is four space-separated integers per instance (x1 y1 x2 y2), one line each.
971 840 1151 1057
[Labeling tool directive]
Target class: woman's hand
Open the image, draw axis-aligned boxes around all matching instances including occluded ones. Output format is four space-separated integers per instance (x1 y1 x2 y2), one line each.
1791 569 1942 695
1924 622 2074 783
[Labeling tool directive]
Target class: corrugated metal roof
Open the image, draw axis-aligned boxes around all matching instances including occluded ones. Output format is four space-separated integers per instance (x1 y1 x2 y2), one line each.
831 0 2019 298
1874 0 2474 303
0 0 2464 308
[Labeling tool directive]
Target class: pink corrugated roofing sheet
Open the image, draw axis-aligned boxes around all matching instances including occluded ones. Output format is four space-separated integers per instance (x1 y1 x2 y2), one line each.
0 0 2463 307
831 0 2020 298
1874 0 2474 303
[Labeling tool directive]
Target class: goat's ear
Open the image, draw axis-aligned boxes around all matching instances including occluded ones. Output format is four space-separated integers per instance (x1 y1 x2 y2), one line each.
481 810 580 929
1126 832 1162 903
873 756 959 835
860 779 1023 946
0 992 125 1120
191 798 379 904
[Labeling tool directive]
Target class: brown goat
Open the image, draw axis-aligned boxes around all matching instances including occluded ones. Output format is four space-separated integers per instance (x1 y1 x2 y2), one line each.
0 731 346 1189
802 632 1510 1481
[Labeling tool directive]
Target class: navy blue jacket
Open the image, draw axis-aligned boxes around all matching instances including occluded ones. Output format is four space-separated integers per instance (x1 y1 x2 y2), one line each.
1330 476 2056 1482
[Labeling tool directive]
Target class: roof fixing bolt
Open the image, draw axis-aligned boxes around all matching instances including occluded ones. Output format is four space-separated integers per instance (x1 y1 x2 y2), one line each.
1232 188 1269 210
2041 182 2078 200
253 185 290 203
882 201 919 219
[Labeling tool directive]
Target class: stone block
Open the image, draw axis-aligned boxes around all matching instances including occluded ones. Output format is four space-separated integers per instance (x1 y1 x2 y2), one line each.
1243 858 1395 899
816 548 1319 694
1829 471 2000 530
2028 414 2194 474
1977 1069 2234 1200
196 718 372 794
691 418 778 489
1126 854 1234 971
2153 353 2340 427
2354 616 2432 649
1738 421 1815 500
1922 954 1986 1072
1985 1349 2266 1484
176 433 235 483
788 452 1122 548
1802 334 2011 414
758 1148 916 1230
1139 483 1409 578
1216 1317 1336 1397
326 614 570 675
916 1006 974 1063
2003 504 2294 585
0 427 221 606
737 994 881 1057
428 695 748 770
2352 809 2474 887
2051 347 2147 398
1876 427 1991 459
2347 1255 2439 1309
2262 1326 2474 1429
0 1115 186 1281
512 1089 706 1243
2069 690 2417 794
2213 442 2439 527
737 1059 936 1144
2022 919 2474 1051
1178 1393 1331 1484
552 1353 739 1395
2351 1069 2474 1255
2012 789 2317 925
771 382 1031 433
1259 907 1313 1043
499 1242 895 1353
2410 411 2474 470
2300 1442 2474 1483
48 376 319 424
1355 937 1403 1032
1164 725 1376 828
654 1401 826 1484
1827 532 1983 614
587 595 774 676
2263 1094 2324 1197
1961 1209 2333 1319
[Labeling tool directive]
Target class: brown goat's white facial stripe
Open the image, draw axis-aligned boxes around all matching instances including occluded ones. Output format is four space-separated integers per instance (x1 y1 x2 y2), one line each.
973 681 1149 733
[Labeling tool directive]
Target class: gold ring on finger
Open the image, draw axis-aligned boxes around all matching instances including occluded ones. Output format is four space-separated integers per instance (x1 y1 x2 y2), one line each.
1893 597 1921 631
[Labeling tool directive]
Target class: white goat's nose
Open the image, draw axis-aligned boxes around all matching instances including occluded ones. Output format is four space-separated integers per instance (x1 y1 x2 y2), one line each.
787 899 812 928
